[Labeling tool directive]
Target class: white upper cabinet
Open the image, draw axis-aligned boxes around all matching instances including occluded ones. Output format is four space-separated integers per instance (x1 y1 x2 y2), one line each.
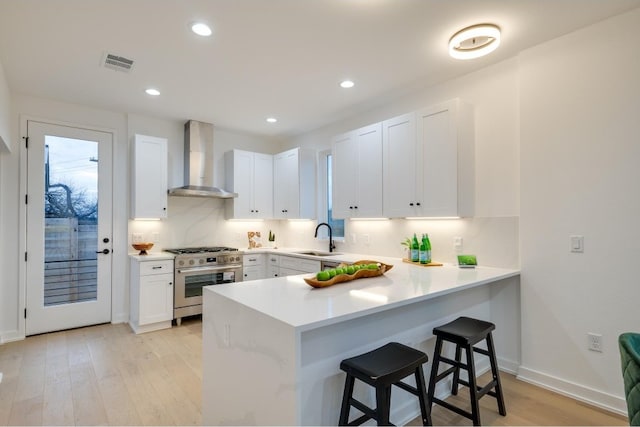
273 148 316 219
131 134 168 219
383 99 474 218
225 150 273 219
382 112 418 218
332 123 383 219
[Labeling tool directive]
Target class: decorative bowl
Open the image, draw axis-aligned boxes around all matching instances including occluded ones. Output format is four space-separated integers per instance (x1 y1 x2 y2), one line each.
303 260 393 288
132 242 154 255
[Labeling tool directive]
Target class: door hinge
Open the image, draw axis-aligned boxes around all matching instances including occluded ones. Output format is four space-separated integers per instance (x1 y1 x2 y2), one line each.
24 252 28 262
24 308 27 319
25 194 28 204
23 136 29 149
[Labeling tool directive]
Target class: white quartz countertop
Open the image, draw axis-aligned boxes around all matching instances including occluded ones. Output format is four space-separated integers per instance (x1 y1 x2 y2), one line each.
128 251 176 261
205 259 519 332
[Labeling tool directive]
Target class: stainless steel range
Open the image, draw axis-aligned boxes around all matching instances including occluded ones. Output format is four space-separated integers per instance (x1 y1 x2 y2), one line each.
164 246 243 325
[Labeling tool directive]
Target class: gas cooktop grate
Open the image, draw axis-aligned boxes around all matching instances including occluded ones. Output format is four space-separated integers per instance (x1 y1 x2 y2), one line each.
164 247 239 255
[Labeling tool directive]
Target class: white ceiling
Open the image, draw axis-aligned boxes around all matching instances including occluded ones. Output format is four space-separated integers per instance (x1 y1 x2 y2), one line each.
0 0 639 138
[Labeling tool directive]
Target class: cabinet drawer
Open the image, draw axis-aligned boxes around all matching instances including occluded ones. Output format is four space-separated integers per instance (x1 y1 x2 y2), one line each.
267 255 280 266
140 260 174 276
280 256 321 273
243 254 264 266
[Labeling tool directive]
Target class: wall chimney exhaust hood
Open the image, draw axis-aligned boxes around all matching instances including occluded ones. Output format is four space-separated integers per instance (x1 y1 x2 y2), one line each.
168 120 237 199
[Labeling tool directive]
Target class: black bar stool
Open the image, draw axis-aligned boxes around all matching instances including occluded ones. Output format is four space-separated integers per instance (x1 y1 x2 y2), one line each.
427 316 506 426
338 342 432 426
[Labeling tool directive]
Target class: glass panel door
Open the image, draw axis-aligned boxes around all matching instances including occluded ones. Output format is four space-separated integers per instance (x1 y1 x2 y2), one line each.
26 121 112 335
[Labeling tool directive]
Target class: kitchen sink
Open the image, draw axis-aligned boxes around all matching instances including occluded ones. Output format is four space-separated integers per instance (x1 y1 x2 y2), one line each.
294 250 342 257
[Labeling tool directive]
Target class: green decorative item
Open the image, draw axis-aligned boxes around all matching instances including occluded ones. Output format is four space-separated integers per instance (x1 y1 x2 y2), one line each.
457 254 477 268
619 333 640 426
267 230 276 248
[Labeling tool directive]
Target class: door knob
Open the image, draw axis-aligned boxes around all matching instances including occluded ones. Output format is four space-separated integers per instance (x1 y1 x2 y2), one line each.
96 249 110 255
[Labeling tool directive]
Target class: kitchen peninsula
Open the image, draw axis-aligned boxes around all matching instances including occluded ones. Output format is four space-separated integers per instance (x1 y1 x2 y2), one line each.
202 256 520 426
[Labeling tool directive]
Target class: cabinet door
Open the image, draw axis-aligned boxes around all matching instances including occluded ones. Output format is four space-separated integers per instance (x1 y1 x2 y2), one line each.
243 265 264 281
230 150 255 218
139 273 173 325
382 113 417 218
416 102 458 216
355 123 383 217
273 149 299 219
253 153 274 218
132 134 167 219
332 131 357 219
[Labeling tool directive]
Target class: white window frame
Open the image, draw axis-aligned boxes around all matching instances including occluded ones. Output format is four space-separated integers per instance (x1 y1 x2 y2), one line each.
317 149 345 241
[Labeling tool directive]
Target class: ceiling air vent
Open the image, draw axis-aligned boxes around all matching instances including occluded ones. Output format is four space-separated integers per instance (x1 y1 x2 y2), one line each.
102 52 134 72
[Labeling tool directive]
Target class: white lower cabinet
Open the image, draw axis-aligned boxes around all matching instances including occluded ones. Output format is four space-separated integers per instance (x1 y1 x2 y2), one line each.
279 256 321 276
243 254 265 281
267 254 280 278
129 258 174 334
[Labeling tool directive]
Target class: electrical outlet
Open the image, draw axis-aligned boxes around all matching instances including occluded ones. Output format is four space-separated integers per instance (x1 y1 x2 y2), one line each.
351 233 357 244
363 234 370 245
151 232 160 243
132 232 143 243
453 236 463 253
588 333 603 352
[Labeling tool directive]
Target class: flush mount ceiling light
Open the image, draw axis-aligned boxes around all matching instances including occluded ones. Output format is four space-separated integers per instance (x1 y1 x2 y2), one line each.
145 88 160 96
266 117 277 123
340 80 355 89
191 22 212 37
449 24 501 60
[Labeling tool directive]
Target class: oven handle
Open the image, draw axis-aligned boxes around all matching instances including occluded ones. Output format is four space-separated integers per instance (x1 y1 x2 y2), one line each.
177 265 242 274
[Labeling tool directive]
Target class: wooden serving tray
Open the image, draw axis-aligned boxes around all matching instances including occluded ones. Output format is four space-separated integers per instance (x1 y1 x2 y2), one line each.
402 258 443 267
304 260 394 288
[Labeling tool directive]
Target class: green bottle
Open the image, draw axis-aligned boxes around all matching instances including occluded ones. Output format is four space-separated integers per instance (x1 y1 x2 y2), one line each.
419 234 427 264
411 233 419 262
424 233 432 263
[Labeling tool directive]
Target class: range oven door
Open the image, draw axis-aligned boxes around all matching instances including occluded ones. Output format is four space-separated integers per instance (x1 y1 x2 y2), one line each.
174 265 242 309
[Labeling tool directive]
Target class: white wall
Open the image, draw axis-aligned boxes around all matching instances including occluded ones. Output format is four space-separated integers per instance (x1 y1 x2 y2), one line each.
0 59 10 152
519 9 640 414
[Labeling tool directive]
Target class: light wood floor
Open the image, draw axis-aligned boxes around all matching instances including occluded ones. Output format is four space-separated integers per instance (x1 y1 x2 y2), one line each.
0 319 628 426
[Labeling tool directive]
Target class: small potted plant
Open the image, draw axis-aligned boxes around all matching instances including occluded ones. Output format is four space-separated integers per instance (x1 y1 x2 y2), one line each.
401 237 411 260
268 230 276 248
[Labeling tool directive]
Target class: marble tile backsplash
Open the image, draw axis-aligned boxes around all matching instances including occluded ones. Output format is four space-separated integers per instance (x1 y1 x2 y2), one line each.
129 197 519 268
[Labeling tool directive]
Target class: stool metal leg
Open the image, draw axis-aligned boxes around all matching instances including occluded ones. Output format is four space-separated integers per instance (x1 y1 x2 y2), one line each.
414 367 433 426
451 344 463 396
427 337 443 414
339 374 355 426
486 333 507 416
465 344 481 426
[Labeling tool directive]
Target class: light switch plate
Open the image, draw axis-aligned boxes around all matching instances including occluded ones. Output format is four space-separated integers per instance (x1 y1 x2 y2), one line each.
570 235 584 253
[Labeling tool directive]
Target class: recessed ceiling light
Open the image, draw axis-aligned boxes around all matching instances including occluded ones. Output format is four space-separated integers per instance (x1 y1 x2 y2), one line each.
449 24 501 60
266 117 277 123
191 22 212 37
340 80 355 89
145 88 160 96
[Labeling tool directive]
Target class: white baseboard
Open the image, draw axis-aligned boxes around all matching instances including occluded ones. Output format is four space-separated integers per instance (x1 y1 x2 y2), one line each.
0 329 24 344
111 312 129 324
517 366 627 416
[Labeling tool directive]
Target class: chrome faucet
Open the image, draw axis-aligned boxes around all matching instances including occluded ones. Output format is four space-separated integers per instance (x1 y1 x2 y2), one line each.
314 222 336 253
